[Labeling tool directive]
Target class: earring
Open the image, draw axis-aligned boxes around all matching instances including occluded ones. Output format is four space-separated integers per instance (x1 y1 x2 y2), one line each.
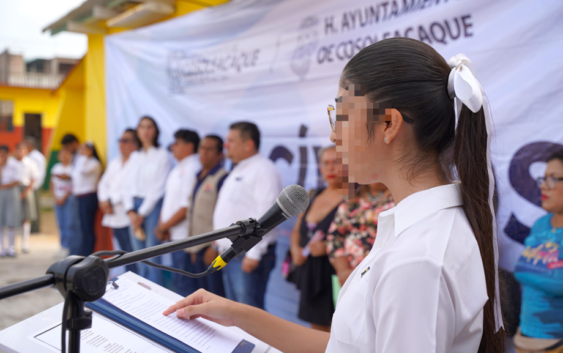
384 137 388 144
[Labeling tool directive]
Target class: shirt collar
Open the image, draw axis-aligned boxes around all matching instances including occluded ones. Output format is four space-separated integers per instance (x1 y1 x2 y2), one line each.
178 153 198 165
232 153 261 169
197 162 223 179
379 183 463 238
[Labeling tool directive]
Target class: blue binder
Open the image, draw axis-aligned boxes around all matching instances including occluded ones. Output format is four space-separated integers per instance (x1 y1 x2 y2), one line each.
85 287 255 353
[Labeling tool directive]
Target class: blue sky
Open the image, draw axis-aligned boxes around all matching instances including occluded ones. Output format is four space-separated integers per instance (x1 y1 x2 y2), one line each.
0 0 87 60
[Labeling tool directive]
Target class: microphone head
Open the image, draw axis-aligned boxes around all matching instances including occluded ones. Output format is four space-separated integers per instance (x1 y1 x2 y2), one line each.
276 185 310 218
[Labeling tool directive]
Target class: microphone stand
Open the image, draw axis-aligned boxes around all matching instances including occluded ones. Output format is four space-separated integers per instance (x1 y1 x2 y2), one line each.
0 218 262 353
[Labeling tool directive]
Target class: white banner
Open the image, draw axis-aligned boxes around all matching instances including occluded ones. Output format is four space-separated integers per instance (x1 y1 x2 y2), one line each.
105 0 563 270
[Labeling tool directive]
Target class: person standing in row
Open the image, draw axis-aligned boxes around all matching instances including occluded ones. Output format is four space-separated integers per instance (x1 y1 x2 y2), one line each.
0 145 22 258
290 145 343 332
184 135 228 297
72 142 102 256
513 150 563 352
125 116 172 285
50 148 80 256
156 129 201 296
326 182 394 286
14 142 38 254
213 122 283 309
61 134 80 163
25 137 46 233
98 129 140 274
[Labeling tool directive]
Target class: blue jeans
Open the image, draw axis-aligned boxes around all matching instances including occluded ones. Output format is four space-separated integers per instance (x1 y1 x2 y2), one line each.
171 247 225 298
129 197 163 285
54 195 81 250
76 193 98 256
112 226 138 274
222 243 276 309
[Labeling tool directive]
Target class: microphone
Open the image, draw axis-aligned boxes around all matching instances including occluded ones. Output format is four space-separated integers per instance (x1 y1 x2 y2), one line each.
211 185 310 270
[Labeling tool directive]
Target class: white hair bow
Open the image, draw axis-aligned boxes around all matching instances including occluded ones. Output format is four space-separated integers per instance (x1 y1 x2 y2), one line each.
447 54 483 113
447 54 504 332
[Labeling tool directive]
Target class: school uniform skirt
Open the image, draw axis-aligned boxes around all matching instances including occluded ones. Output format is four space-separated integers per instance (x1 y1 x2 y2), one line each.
20 185 37 222
0 187 21 228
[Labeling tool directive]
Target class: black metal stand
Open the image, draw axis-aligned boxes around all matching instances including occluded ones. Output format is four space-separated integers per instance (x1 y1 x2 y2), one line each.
0 218 262 353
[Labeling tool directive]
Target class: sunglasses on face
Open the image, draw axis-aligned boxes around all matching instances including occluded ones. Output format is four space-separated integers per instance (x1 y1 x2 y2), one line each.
537 176 563 190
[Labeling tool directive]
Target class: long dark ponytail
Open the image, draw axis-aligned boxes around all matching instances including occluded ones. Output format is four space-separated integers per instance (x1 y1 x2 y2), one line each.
342 37 504 352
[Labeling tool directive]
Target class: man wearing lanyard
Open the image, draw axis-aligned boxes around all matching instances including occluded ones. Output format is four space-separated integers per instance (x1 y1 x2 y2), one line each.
155 129 201 296
213 122 283 309
184 135 228 296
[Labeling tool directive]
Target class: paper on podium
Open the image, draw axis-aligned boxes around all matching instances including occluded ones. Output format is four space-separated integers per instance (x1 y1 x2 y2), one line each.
0 272 280 353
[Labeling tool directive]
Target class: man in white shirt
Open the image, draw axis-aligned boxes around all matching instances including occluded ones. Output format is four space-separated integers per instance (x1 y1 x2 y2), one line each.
98 128 140 274
156 129 201 296
25 137 46 234
213 122 283 309
14 143 39 253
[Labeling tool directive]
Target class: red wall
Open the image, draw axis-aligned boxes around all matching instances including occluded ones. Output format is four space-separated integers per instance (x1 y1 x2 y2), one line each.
0 126 52 154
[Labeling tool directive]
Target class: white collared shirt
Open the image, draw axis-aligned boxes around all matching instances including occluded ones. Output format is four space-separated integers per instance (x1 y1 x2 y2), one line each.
98 153 136 229
160 154 201 241
71 155 102 195
123 146 173 217
326 184 488 353
51 163 73 199
213 153 283 261
16 156 39 187
28 149 46 190
0 157 23 185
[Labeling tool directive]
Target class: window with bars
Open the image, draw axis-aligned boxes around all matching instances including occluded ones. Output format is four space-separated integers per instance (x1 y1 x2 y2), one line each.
0 100 14 131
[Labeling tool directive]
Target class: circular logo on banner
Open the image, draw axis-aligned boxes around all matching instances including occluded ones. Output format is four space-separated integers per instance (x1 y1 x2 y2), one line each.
290 16 320 80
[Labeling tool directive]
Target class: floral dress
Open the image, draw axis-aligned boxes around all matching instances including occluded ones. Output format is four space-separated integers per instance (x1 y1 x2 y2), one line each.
327 191 395 269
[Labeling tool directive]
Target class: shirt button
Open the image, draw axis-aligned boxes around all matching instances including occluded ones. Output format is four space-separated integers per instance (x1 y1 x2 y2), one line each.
376 241 383 249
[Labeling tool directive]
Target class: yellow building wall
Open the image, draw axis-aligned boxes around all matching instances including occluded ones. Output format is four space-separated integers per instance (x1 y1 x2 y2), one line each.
0 86 60 128
84 34 107 164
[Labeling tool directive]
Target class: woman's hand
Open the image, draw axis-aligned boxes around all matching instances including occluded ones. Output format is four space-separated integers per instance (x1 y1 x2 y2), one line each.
309 240 328 257
99 201 114 214
128 211 143 228
291 245 307 266
163 289 241 327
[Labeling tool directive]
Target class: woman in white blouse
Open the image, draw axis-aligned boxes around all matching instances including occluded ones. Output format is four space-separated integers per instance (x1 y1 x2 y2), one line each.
125 116 172 285
72 141 102 256
163 38 505 352
98 129 140 274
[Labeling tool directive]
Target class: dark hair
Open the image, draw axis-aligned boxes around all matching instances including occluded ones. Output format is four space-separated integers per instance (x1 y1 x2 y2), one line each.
229 121 260 150
204 134 224 154
84 141 101 162
138 116 160 148
25 136 38 149
547 150 563 164
61 133 79 145
123 128 141 149
0 145 9 152
174 129 200 153
342 37 504 352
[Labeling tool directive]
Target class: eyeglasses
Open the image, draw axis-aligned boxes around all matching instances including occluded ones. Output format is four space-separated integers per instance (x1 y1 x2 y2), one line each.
327 103 414 133
118 138 132 144
328 104 337 132
536 176 563 189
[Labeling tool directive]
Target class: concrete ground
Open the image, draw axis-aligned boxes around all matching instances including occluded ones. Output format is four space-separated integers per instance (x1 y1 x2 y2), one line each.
0 209 65 333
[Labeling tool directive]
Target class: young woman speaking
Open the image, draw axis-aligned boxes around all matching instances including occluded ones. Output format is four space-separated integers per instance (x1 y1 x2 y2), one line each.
163 37 505 353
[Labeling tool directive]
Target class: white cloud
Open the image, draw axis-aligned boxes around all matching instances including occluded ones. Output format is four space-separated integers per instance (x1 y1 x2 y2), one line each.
0 0 87 60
